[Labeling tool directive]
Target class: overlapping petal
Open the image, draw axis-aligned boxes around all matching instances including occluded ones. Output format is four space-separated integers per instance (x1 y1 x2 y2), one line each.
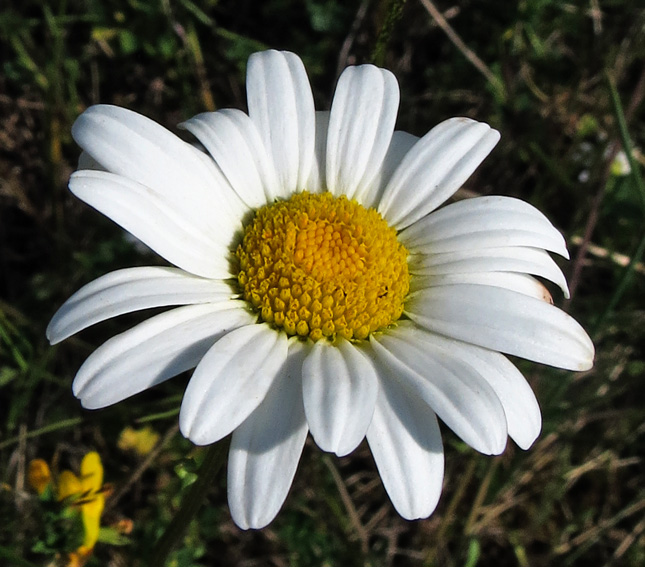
406 284 594 370
302 339 378 456
451 344 541 450
387 325 540 449
366 363 444 520
180 324 289 445
378 117 500 228
228 340 308 530
326 65 399 201
71 104 245 235
180 109 280 206
411 272 555 303
399 195 569 258
408 246 570 298
246 50 315 195
77 151 104 171
371 325 508 455
360 130 419 209
69 170 233 279
306 111 330 193
47 267 236 344
73 304 255 409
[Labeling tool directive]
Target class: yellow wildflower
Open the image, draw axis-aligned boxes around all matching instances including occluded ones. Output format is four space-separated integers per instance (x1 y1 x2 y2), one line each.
117 425 160 456
28 458 52 496
28 452 106 566
57 451 105 558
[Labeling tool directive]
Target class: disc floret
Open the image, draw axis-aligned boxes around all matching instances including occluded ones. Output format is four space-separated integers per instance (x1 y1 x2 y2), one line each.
236 192 409 341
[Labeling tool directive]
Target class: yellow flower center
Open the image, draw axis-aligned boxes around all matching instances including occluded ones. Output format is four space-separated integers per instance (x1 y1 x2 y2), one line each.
235 192 409 341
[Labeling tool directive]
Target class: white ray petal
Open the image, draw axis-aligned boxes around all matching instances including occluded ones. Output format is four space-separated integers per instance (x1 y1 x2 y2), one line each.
389 324 541 449
69 170 234 279
180 324 289 445
77 151 104 171
184 142 250 221
71 104 243 236
47 267 237 344
410 272 555 303
361 131 419 210
366 362 444 519
408 246 570 298
378 117 500 228
371 327 508 455
228 339 308 530
302 339 378 456
406 284 595 371
246 50 315 195
443 342 541 450
399 195 569 258
306 111 330 193
326 65 399 200
180 109 280 206
73 304 255 409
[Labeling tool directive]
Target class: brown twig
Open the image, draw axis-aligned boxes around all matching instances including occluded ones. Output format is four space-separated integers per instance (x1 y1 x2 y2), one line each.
566 65 645 303
419 0 505 98
336 0 372 77
464 459 499 535
569 235 645 274
322 455 370 554
554 495 645 554
105 423 179 512
607 515 645 566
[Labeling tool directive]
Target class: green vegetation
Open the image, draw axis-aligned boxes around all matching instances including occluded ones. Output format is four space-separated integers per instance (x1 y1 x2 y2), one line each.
1 0 644 565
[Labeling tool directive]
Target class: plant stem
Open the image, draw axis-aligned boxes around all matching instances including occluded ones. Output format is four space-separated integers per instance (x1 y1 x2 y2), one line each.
594 231 645 334
606 70 645 213
593 71 645 332
370 0 407 66
0 418 82 450
149 442 227 565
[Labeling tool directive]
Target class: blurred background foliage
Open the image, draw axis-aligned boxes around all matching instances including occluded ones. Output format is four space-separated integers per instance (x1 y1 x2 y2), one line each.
1 0 644 565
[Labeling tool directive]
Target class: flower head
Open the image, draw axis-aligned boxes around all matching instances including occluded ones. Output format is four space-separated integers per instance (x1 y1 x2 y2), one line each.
48 50 594 529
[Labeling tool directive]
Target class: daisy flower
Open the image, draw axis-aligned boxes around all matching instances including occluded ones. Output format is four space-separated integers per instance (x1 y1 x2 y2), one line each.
48 50 594 529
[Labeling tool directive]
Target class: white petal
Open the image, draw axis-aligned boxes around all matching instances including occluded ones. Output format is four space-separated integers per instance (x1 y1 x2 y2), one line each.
399 195 569 259
360 131 419 210
72 104 243 237
184 143 250 221
180 109 279 206
326 65 399 201
408 246 570 298
246 50 315 195
383 326 541 449
73 304 255 409
371 326 507 455
179 324 289 445
78 151 104 171
305 111 330 193
69 170 233 279
366 365 444 520
302 339 378 456
406 284 595 371
447 344 541 450
228 339 308 530
411 272 555 303
378 117 500 228
47 267 237 344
